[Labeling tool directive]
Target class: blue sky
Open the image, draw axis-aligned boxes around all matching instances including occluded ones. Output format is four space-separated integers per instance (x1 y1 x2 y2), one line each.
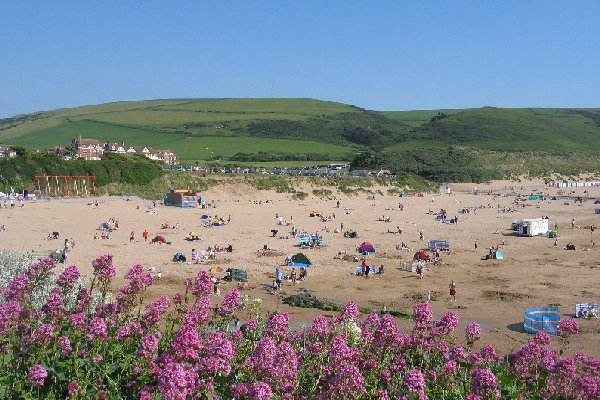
1 1 599 117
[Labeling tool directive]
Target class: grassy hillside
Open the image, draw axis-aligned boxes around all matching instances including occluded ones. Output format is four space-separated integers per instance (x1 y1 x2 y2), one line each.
380 109 465 128
0 99 410 162
407 107 600 152
2 100 600 163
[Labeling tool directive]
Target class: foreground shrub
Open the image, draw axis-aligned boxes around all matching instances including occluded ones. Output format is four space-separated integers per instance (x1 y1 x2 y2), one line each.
0 254 598 399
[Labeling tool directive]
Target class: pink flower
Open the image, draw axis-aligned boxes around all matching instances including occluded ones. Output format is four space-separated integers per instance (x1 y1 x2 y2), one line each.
173 293 184 305
465 323 482 345
249 382 272 400
217 288 241 316
190 271 213 296
265 312 289 341
28 364 48 387
139 386 155 400
143 296 170 327
243 319 258 332
91 253 116 284
139 332 161 358
318 363 366 399
437 312 460 333
558 318 579 336
470 368 500 399
43 288 64 317
32 323 55 345
533 331 551 346
336 301 359 322
67 380 81 398
246 336 277 376
56 265 80 288
157 362 197 400
6 275 31 301
307 315 330 340
413 303 433 326
25 257 56 282
87 317 108 339
183 296 212 327
171 324 203 362
373 313 400 348
403 369 427 398
58 335 72 356
198 332 235 375
91 354 103 363
69 312 86 329
361 311 380 331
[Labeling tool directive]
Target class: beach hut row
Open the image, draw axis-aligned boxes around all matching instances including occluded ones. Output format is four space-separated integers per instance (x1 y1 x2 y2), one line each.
548 181 600 188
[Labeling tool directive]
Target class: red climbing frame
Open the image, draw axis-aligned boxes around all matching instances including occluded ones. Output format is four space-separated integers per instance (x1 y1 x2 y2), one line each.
34 175 96 197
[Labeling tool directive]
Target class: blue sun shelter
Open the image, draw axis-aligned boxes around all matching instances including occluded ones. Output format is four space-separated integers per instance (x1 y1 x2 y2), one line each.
288 253 312 268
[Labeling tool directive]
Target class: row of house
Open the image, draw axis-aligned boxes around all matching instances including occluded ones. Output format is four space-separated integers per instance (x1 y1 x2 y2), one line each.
0 145 17 158
68 137 178 164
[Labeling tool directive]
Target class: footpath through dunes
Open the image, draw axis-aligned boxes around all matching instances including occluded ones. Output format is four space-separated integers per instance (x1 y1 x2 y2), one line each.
1 178 600 355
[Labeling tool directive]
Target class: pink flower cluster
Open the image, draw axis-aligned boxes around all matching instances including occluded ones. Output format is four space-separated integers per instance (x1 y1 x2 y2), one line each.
2 255 599 400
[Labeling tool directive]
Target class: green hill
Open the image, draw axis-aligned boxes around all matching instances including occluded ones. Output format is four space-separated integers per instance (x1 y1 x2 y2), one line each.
0 98 411 162
2 99 600 163
403 107 600 152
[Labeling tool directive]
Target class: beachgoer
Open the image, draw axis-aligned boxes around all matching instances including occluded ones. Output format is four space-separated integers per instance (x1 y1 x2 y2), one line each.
426 291 432 303
130 231 135 242
275 268 282 290
143 229 149 242
571 218 576 228
291 269 297 286
416 264 423 279
419 231 424 241
299 267 307 280
474 240 479 250
449 280 457 303
336 200 340 208
554 238 558 247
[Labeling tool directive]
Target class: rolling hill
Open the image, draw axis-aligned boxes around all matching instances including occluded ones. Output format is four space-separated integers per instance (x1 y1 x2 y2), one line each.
2 99 600 163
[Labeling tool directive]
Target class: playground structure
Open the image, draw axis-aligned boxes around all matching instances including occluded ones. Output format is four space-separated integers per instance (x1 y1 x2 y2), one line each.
34 175 96 197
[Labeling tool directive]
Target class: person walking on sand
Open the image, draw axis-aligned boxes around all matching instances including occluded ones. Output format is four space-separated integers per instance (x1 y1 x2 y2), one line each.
143 229 149 242
449 280 457 303
130 231 135 242
474 239 479 250
290 269 297 286
426 291 432 303
419 231 424 241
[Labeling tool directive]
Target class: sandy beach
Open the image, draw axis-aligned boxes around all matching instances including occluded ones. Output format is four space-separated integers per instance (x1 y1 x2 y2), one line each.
2 178 599 355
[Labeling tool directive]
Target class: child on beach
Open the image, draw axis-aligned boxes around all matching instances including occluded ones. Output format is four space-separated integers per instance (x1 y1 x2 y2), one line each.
449 280 457 303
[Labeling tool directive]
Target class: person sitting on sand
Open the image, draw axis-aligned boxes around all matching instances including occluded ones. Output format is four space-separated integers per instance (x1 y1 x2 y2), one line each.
299 267 307 280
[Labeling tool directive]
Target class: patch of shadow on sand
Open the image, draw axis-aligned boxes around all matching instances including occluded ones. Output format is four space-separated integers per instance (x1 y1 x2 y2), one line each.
507 322 526 334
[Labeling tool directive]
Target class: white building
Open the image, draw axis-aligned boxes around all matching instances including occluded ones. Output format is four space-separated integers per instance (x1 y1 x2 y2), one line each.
516 218 549 237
